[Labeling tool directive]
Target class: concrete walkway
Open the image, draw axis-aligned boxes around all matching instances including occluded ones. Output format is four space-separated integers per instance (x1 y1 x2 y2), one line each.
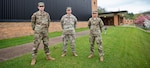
0 30 89 62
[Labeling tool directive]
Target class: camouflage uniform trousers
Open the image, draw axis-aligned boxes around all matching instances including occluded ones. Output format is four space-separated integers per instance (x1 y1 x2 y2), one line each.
89 35 104 57
32 30 50 58
62 34 76 53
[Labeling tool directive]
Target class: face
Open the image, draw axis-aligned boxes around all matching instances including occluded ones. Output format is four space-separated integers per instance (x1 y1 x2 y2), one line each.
92 13 98 18
38 6 45 11
66 9 72 15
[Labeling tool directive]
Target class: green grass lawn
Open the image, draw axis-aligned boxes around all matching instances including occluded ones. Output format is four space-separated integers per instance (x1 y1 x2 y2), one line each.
0 28 88 49
0 27 150 68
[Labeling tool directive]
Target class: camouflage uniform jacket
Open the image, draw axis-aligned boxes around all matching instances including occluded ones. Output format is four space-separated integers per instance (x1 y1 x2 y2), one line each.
88 17 104 36
61 14 77 34
31 11 51 31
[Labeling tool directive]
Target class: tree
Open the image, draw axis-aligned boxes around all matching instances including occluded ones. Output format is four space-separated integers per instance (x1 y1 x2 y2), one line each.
134 14 150 26
134 15 145 26
98 6 106 13
125 13 136 20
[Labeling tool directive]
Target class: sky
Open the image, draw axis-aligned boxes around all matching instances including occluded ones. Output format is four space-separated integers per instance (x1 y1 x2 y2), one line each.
98 0 150 14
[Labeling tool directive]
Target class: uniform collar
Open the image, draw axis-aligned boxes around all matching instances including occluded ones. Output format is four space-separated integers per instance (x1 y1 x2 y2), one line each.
92 17 98 20
38 11 45 14
65 14 73 16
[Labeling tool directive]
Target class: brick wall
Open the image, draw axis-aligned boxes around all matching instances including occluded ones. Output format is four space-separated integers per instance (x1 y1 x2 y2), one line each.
124 19 134 24
92 0 98 12
0 22 88 40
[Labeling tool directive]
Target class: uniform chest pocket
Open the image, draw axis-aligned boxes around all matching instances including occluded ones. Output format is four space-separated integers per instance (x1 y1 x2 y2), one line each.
91 21 99 25
36 15 42 19
64 18 69 22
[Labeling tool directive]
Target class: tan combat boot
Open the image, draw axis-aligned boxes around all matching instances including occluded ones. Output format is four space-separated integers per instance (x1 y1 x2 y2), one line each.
100 56 104 62
88 54 94 58
31 58 36 65
46 55 55 61
61 52 66 57
73 52 78 57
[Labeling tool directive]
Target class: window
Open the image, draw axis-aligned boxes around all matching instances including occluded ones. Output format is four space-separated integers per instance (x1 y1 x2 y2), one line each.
94 1 96 5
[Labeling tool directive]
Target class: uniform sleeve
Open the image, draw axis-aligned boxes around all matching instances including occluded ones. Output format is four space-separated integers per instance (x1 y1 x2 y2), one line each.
88 18 91 29
99 18 104 32
60 16 64 29
48 14 51 28
100 18 104 28
31 13 36 30
74 16 77 29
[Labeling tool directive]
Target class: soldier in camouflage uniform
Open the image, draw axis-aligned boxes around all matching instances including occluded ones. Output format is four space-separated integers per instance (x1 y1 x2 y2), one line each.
31 2 55 65
60 7 78 57
88 11 104 62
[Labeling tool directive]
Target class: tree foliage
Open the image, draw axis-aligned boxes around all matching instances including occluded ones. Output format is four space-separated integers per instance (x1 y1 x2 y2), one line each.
134 14 150 26
125 13 136 20
98 6 106 13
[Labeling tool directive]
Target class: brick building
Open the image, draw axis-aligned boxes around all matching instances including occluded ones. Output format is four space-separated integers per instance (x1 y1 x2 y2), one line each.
92 0 98 11
0 0 98 40
99 11 128 26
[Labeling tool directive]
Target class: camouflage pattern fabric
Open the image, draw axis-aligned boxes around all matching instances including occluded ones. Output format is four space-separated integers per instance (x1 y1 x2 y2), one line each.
62 34 76 53
31 11 51 58
61 14 77 53
88 17 104 57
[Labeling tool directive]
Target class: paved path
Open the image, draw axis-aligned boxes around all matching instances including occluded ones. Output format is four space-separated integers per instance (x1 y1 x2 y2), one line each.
0 30 89 62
